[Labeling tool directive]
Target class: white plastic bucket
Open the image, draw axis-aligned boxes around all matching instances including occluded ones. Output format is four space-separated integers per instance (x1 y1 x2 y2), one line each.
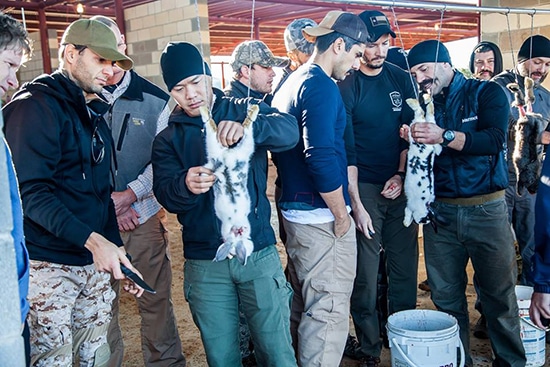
386 309 464 367
515 285 546 367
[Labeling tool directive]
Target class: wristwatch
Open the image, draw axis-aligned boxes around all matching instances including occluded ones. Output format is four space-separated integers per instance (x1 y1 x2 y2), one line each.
441 129 455 147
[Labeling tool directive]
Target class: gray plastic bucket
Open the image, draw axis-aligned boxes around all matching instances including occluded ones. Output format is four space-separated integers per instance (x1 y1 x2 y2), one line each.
386 309 464 367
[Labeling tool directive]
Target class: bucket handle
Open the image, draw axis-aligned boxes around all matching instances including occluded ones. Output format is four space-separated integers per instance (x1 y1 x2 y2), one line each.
520 315 550 332
390 337 465 367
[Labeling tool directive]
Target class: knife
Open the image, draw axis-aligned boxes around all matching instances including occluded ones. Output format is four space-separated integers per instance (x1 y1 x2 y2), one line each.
121 254 156 294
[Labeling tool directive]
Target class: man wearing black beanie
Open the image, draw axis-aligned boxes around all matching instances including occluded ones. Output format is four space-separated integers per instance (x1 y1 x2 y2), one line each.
493 35 550 300
151 41 299 367
404 39 526 367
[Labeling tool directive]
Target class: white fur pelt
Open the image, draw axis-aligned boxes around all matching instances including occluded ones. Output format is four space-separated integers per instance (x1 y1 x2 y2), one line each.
199 104 258 265
403 94 442 227
507 77 548 195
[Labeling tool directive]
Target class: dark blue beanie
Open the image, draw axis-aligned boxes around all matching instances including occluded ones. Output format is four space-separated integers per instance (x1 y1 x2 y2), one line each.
160 42 211 91
407 40 452 68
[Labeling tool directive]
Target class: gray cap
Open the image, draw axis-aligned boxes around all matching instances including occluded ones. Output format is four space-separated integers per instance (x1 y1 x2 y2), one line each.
284 18 317 54
230 40 286 72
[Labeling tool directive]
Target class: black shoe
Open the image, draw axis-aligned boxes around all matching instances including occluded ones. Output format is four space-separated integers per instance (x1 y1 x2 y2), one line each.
473 315 489 339
241 353 257 367
418 279 431 292
358 355 381 367
343 334 361 360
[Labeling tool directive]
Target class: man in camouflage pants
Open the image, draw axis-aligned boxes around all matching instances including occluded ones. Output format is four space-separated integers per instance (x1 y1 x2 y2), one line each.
4 19 144 366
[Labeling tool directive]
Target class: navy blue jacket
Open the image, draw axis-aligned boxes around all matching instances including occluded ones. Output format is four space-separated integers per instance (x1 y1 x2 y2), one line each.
432 72 509 198
534 155 550 293
152 89 298 260
272 64 351 210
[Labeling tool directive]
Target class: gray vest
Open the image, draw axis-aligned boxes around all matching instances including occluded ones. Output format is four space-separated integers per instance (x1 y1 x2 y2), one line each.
105 79 168 191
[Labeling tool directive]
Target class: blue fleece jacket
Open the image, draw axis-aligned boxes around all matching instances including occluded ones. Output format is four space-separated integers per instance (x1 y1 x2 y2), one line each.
533 155 550 293
5 139 29 323
272 64 350 210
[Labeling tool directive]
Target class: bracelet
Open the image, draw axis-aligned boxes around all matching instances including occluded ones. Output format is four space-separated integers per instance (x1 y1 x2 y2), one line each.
395 171 406 181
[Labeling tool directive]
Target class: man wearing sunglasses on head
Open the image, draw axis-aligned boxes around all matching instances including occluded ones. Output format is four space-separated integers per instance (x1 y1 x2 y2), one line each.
4 19 144 367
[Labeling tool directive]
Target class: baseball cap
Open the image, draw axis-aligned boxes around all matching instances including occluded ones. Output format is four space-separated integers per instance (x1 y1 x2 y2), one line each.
302 11 369 44
230 40 286 72
284 18 317 54
61 19 133 70
358 10 396 42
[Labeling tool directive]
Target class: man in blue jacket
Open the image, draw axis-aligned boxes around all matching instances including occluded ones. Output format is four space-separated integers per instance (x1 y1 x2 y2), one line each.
272 10 368 366
4 19 143 366
0 12 32 365
152 41 298 367
405 40 525 367
530 154 550 328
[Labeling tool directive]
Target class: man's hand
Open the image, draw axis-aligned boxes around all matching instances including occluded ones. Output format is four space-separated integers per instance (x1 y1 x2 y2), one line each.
351 204 373 239
381 175 403 200
410 122 445 145
217 120 244 147
117 207 141 232
530 292 550 329
186 166 216 195
334 214 352 238
540 131 550 145
112 189 137 216
399 124 411 142
84 232 144 297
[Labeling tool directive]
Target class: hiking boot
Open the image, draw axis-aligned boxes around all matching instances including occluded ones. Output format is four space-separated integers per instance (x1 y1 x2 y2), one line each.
343 334 361 360
473 315 489 339
418 279 431 292
358 355 381 367
241 353 257 367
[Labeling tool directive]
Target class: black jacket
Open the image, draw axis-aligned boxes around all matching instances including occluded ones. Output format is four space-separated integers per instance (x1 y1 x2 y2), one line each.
433 72 509 198
152 89 298 260
4 71 121 266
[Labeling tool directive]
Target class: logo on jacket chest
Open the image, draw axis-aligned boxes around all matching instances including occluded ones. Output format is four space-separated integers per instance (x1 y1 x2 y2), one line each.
389 91 402 111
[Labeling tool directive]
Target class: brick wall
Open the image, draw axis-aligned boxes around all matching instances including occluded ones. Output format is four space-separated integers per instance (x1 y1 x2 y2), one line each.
481 0 550 71
124 0 210 91
18 29 58 88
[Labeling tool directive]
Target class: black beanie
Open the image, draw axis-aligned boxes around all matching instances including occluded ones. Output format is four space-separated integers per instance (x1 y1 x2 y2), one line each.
407 40 452 68
160 42 211 91
517 35 550 63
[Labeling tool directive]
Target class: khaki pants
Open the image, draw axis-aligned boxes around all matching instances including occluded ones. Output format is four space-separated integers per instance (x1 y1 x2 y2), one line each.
28 261 113 367
284 217 357 367
108 210 185 367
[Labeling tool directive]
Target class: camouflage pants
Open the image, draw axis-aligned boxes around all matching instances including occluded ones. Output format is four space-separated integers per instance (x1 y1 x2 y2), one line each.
28 261 114 367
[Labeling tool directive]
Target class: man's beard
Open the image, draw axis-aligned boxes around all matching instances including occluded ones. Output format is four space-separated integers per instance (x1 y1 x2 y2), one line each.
366 62 384 69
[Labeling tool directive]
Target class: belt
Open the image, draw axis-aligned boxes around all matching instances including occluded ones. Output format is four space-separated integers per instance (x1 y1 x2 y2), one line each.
436 190 505 206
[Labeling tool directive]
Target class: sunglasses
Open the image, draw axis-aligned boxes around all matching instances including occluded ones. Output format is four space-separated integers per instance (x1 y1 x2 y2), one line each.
91 125 105 165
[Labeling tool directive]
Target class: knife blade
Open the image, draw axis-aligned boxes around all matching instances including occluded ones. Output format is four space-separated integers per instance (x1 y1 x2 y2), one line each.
120 256 156 294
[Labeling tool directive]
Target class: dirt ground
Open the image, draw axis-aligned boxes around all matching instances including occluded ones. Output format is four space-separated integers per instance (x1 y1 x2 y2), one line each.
118 160 549 366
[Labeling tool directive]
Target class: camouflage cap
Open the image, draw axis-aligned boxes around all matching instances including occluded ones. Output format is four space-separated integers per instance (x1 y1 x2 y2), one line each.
230 40 286 72
284 18 317 54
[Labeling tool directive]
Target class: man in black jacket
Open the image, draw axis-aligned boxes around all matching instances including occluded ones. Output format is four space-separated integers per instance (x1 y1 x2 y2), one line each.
4 19 143 366
404 40 525 367
90 16 186 367
152 41 298 367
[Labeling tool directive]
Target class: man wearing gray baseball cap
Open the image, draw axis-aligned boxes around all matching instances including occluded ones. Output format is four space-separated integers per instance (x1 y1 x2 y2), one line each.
272 10 368 366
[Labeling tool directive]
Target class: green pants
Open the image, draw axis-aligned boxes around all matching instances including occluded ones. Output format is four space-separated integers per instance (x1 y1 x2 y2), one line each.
184 245 296 367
